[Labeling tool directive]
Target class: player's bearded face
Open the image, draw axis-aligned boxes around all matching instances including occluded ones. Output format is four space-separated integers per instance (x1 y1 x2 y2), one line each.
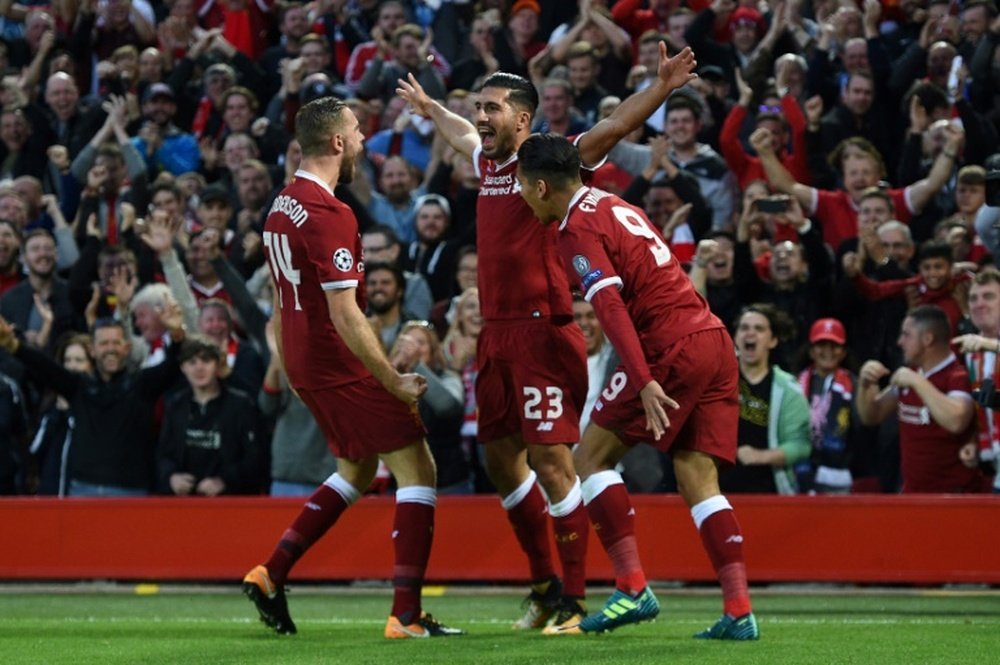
339 141 358 184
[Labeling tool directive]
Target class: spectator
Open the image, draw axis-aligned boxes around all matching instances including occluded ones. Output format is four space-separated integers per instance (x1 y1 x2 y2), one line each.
952 268 1000 492
720 69 811 189
721 304 811 494
361 224 433 320
198 298 265 395
0 106 49 181
845 240 969 335
857 304 986 493
157 335 264 496
451 12 501 92
0 221 21 297
796 318 861 494
0 230 76 352
390 321 470 494
345 1 447 92
365 261 418 352
751 124 960 250
442 286 486 491
492 0 547 78
400 195 463 304
42 72 106 159
0 364 25 494
0 306 186 496
357 23 447 105
29 333 93 496
354 155 427 243
689 230 761 336
130 83 201 178
532 78 589 136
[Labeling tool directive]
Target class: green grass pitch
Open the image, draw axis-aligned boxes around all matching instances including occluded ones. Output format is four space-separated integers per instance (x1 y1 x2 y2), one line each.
1 586 997 665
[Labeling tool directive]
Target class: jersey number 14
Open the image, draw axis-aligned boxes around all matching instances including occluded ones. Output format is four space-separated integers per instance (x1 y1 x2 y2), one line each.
263 231 303 311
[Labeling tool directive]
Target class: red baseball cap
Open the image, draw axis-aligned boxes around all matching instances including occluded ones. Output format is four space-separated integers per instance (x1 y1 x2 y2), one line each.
809 318 847 345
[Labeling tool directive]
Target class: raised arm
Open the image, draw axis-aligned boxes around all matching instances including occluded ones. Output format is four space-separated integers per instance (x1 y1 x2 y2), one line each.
396 73 480 160
326 287 427 405
748 127 815 213
907 123 964 214
577 44 697 166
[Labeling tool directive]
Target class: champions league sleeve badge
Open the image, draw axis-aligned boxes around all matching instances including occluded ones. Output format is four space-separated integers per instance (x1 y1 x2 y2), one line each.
333 247 354 272
573 255 591 275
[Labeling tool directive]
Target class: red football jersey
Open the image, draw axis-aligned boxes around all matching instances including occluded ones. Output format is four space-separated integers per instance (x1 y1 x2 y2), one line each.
263 170 369 390
895 354 982 493
474 145 573 321
557 186 723 354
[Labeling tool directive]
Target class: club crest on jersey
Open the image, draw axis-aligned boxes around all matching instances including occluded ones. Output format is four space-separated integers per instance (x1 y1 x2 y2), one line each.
573 255 591 275
333 247 354 271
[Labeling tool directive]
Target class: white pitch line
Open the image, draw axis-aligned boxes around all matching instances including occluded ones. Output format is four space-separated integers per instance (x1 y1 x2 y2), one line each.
3 616 997 627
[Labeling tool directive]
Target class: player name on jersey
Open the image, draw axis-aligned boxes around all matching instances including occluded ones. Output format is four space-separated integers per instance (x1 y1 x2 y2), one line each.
269 195 309 227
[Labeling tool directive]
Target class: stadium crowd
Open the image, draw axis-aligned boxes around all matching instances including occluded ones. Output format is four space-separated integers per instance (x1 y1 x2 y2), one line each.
0 0 998 497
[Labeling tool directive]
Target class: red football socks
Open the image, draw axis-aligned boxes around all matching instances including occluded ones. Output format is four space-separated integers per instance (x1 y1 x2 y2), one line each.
264 483 350 585
504 481 556 582
390 490 436 625
551 501 590 598
699 507 751 617
586 482 646 595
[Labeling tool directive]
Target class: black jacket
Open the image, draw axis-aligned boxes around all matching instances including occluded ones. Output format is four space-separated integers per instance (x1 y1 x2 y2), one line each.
14 340 181 491
157 383 265 495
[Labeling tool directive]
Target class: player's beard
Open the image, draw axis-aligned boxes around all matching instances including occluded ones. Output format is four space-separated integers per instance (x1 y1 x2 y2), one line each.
482 124 515 161
338 150 357 184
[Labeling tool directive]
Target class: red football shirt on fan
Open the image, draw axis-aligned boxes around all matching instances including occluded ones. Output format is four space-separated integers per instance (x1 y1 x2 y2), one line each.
811 187 913 249
263 170 368 389
556 186 723 387
894 354 983 493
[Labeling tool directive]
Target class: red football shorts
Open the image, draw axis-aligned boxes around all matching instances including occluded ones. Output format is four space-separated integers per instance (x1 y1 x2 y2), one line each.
296 375 426 462
476 318 587 445
591 327 738 463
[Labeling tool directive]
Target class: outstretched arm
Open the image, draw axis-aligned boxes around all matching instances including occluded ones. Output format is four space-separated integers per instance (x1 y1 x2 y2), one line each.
749 127 815 213
578 44 697 166
396 73 480 160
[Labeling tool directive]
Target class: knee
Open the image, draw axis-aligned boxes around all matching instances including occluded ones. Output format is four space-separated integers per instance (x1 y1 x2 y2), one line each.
530 447 575 494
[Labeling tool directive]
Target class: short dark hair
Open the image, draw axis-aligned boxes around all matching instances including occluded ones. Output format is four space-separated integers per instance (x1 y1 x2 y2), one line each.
364 224 400 247
92 317 129 340
22 228 54 247
365 261 405 293
917 239 953 265
737 302 797 345
296 97 350 157
516 133 581 189
666 94 700 120
908 81 950 116
179 334 225 364
859 186 895 210
478 72 539 119
907 304 951 346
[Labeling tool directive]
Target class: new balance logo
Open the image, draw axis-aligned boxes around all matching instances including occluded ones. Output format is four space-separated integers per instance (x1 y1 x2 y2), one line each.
305 502 321 511
536 421 554 432
392 529 400 539
725 535 744 544
627 508 635 516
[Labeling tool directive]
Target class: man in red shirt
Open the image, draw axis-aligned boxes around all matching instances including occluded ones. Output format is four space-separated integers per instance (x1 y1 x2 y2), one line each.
750 125 962 250
242 98 463 639
514 134 757 640
397 44 697 632
857 305 986 493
